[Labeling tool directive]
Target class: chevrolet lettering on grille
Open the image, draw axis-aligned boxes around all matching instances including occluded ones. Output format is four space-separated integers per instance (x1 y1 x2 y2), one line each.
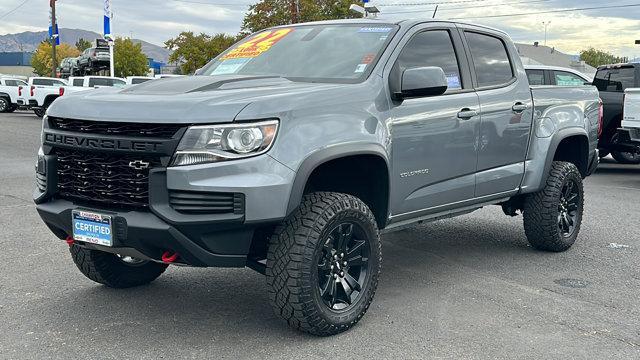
44 133 163 152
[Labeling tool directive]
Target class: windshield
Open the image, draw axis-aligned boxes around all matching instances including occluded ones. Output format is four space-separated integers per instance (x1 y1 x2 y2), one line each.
201 24 398 83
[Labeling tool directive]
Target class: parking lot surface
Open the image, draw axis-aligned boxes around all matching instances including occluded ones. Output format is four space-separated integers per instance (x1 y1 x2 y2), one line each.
1 112 639 359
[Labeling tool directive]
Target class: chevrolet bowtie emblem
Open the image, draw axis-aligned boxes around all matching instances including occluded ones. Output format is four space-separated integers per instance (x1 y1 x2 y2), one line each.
129 160 150 170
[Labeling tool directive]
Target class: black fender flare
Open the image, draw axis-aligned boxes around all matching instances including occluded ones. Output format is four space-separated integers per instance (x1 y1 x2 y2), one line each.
285 143 391 216
542 127 589 181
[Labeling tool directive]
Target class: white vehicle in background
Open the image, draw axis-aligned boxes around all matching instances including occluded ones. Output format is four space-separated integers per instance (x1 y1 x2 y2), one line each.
524 65 592 86
0 77 28 113
17 77 67 117
622 88 640 149
125 76 154 85
154 74 184 79
66 76 126 88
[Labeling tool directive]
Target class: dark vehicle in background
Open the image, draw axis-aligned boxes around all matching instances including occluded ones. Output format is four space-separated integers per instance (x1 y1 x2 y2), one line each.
593 63 640 164
77 47 110 74
57 57 80 78
524 65 592 86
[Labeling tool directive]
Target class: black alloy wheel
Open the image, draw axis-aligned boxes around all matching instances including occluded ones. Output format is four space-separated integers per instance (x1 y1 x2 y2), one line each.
317 222 370 311
557 179 580 238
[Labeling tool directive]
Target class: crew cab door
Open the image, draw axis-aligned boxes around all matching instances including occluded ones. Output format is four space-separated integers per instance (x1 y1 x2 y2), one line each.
460 28 533 197
387 24 480 216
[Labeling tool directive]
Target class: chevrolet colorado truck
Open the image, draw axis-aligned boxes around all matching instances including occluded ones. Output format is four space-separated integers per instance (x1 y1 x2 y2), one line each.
593 63 640 163
0 77 27 112
35 20 600 336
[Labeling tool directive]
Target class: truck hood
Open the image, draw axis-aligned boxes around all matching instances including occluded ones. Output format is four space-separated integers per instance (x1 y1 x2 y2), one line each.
47 75 349 124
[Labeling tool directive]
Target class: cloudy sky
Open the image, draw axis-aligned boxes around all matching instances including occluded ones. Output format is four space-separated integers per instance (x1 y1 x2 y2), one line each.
0 0 639 57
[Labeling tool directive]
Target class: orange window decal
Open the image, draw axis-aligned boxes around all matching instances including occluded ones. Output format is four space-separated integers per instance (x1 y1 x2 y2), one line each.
221 28 293 60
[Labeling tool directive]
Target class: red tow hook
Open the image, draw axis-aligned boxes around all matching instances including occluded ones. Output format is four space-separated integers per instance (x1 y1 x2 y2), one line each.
65 236 75 246
161 251 179 263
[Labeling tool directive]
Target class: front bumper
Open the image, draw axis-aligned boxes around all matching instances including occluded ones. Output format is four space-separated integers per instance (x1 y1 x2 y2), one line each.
34 147 296 267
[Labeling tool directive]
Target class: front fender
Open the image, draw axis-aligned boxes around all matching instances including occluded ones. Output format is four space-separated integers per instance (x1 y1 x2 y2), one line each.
285 143 390 215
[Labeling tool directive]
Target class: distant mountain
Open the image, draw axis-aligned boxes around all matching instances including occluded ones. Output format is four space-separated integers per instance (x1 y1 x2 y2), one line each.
0 28 170 63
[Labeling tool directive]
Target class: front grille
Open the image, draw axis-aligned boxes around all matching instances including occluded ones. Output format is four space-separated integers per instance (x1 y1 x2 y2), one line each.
49 117 183 138
169 190 244 215
36 172 47 192
56 149 161 208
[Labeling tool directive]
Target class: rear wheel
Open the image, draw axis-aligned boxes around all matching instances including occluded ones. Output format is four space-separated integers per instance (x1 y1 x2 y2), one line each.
523 161 584 252
266 192 381 336
33 108 46 117
70 245 168 288
611 151 640 164
0 97 9 112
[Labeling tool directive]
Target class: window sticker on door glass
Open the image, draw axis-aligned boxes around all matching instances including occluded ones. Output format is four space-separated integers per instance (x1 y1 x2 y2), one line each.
446 73 461 89
361 53 376 64
355 64 368 73
211 58 251 75
358 27 393 33
221 28 293 60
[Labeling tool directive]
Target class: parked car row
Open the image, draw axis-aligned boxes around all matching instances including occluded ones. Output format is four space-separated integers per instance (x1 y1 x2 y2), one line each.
0 77 28 113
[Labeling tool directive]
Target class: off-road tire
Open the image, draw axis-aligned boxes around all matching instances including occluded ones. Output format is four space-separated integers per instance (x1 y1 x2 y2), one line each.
611 151 640 164
266 192 382 336
33 108 46 118
523 161 584 252
0 97 9 113
70 245 168 288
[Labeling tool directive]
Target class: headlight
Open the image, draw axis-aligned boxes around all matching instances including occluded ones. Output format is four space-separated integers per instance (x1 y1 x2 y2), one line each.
171 120 279 166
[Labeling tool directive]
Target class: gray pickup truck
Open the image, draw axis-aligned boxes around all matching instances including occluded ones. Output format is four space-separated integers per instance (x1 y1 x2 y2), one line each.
35 19 600 336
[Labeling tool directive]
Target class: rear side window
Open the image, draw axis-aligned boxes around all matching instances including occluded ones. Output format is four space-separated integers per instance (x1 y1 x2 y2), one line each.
394 30 463 90
32 79 53 86
526 69 545 85
465 32 514 87
5 80 19 87
131 78 150 84
73 79 84 86
88 78 125 87
553 71 587 86
593 67 636 92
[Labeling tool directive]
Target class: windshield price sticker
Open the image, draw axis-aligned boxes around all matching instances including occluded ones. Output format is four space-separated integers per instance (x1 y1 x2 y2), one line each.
222 28 293 60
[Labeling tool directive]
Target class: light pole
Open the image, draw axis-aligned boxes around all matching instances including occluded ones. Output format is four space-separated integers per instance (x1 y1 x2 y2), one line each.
542 21 551 46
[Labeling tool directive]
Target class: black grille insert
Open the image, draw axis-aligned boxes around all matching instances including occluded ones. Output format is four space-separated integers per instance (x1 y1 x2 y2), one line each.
169 190 244 214
49 117 183 138
56 149 161 208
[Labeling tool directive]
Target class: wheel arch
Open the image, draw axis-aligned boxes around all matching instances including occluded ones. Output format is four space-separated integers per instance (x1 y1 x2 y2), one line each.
285 144 391 229
544 129 590 180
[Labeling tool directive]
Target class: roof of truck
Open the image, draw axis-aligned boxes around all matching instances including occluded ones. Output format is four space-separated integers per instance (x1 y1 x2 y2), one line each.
271 18 508 35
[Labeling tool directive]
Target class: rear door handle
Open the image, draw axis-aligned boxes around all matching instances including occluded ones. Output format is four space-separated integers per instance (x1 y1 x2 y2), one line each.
512 103 528 113
457 108 478 120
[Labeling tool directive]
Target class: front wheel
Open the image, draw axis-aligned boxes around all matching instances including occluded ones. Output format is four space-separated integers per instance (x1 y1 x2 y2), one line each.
611 151 640 164
523 161 584 252
266 192 381 336
70 245 168 288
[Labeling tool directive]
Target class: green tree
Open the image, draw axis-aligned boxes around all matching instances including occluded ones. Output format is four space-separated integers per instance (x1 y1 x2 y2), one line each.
31 41 80 76
75 38 92 52
165 32 240 74
113 37 149 77
241 0 363 33
580 48 627 68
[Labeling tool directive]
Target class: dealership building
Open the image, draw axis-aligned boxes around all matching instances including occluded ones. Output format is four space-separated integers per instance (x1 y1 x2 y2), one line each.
0 52 35 77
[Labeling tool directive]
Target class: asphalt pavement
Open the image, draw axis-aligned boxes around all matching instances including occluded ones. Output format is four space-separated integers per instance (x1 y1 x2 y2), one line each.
1 111 639 359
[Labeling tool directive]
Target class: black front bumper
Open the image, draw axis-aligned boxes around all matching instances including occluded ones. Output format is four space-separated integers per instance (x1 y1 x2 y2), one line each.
36 198 255 267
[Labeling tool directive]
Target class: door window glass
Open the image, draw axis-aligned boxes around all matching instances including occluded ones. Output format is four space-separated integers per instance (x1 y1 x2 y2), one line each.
525 69 545 85
553 71 587 86
593 67 635 92
465 32 514 87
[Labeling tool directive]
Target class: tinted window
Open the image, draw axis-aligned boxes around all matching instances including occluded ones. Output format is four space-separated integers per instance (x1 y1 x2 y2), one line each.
395 30 463 90
465 32 514 87
526 69 545 85
5 80 19 87
131 78 150 84
88 78 125 87
32 79 65 86
73 79 84 86
593 67 636 92
553 71 587 86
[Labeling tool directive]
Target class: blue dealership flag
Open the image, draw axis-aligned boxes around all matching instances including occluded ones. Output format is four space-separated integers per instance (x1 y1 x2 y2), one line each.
103 0 112 38
48 24 60 45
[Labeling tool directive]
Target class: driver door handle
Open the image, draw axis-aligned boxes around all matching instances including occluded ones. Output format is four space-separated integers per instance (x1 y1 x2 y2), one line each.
457 108 478 120
512 102 528 113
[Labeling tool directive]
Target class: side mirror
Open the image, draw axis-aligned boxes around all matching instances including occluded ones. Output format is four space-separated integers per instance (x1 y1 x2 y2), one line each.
194 67 203 76
397 66 448 99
